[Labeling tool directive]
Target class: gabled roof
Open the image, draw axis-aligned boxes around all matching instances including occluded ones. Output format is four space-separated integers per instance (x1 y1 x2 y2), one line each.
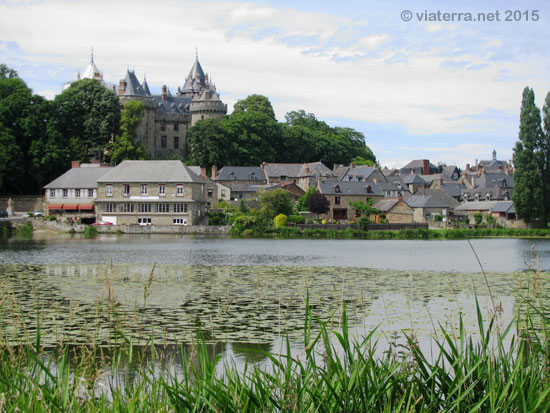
263 162 331 178
44 166 113 189
412 188 460 208
216 166 267 181
439 183 464 199
339 166 382 182
97 161 203 183
454 201 499 212
318 181 384 196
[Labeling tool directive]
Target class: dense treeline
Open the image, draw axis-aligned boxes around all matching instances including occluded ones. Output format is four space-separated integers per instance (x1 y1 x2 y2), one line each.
186 94 376 169
0 64 120 194
0 66 376 195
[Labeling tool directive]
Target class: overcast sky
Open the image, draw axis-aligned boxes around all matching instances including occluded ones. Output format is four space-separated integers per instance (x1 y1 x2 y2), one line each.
1 0 548 168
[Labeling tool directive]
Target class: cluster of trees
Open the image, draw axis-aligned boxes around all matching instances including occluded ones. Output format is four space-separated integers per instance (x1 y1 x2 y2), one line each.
0 65 123 194
186 94 376 169
513 87 550 225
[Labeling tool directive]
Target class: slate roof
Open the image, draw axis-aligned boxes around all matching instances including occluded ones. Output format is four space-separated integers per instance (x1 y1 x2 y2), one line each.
454 201 499 212
216 166 267 182
44 166 113 189
400 160 438 174
263 162 331 178
372 199 399 212
121 70 147 96
338 166 380 182
405 188 459 209
97 161 203 183
318 181 384 196
403 174 428 185
491 201 515 214
439 183 464 199
151 95 191 114
180 58 206 94
142 77 151 95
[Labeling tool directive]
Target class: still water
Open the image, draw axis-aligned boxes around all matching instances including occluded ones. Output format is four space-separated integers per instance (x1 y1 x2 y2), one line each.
0 234 549 370
1 233 550 271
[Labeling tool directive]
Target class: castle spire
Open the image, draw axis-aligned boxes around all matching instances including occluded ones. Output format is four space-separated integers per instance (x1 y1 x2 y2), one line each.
91 47 94 63
195 46 198 61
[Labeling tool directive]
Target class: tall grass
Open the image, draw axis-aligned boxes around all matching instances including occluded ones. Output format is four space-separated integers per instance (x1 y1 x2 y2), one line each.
1 293 549 411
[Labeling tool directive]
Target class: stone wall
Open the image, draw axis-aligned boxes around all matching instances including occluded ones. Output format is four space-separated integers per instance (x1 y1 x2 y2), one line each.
96 224 230 234
0 196 45 214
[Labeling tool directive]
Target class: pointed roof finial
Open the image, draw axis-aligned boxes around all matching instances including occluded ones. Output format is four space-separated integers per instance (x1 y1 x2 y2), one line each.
195 46 198 61
91 47 94 63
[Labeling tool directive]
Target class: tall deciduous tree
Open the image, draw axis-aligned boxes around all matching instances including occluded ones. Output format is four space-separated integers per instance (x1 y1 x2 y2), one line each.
513 87 544 223
106 100 146 165
306 192 330 216
541 91 550 224
53 78 120 162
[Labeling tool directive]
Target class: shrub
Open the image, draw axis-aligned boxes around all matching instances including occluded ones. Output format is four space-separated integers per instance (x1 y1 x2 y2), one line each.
434 214 443 221
47 215 57 221
287 215 306 224
84 225 98 238
274 214 287 228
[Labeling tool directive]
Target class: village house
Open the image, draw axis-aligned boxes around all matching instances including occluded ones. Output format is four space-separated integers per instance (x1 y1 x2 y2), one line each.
43 161 113 223
333 165 387 183
213 166 267 201
404 188 459 223
400 159 439 176
460 169 514 202
95 160 208 225
372 197 414 224
187 166 230 207
317 181 384 221
262 162 332 190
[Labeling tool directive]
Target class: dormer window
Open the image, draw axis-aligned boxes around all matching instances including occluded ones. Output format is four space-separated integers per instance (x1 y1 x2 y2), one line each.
485 193 491 201
366 185 372 194
334 185 341 193
250 172 256 180
280 175 287 182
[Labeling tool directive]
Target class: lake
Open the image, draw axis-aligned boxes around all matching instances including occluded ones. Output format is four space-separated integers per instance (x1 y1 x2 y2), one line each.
0 234 549 367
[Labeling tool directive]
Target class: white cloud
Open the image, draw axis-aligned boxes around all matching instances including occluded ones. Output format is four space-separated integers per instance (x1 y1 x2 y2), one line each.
357 34 390 50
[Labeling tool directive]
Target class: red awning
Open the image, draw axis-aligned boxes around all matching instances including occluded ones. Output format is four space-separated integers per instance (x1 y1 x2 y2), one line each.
47 204 63 210
62 204 78 210
77 204 94 210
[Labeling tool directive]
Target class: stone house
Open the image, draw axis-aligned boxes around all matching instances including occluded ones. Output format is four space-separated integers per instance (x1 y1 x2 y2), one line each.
95 160 207 226
372 198 414 224
317 181 384 221
400 159 439 176
333 165 387 184
43 161 113 223
214 166 267 186
404 189 459 223
262 162 332 190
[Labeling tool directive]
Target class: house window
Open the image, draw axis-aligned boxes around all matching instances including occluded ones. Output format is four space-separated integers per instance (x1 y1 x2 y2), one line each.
207 189 213 198
176 184 184 196
174 203 188 213
50 189 56 198
221 189 226 198
138 217 152 225
119 203 133 213
75 189 80 198
106 184 113 197
159 184 166 196
156 203 170 213
335 196 341 205
88 189 94 198
123 184 130 196
280 175 287 182
174 136 179 149
173 218 187 225
174 122 179 131
160 120 166 131
63 189 68 198
141 184 148 196
102 203 115 213
138 203 152 213
161 136 167 148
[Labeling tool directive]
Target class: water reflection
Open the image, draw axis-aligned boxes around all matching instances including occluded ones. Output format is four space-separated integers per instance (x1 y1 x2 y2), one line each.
1 234 550 271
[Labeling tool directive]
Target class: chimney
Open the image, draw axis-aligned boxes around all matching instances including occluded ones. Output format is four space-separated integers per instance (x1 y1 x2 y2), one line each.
422 159 430 175
77 71 81 80
201 168 206 180
261 162 266 171
118 80 126 95
305 165 310 175
211 164 218 180
466 163 470 171
71 161 80 169
161 85 167 101
398 194 403 204
480 168 486 176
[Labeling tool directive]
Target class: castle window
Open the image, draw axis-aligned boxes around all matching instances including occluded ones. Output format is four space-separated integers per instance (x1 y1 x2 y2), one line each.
161 136 167 148
174 136 179 149
161 120 166 131
174 122 179 131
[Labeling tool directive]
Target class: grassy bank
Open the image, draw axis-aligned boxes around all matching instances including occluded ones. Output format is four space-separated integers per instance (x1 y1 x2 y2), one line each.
231 225 550 240
0 297 549 411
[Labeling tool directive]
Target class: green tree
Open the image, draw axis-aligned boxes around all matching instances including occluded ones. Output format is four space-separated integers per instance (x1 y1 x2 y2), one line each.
259 188 293 218
186 118 231 168
541 91 550 224
350 199 379 219
106 100 146 165
233 94 276 120
53 78 120 162
0 63 18 79
513 87 544 223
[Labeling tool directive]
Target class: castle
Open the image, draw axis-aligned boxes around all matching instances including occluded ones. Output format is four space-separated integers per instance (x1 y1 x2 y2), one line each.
70 51 227 159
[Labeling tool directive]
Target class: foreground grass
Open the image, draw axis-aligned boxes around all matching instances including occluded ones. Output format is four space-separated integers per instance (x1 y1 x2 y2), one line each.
0 298 549 412
233 226 550 240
